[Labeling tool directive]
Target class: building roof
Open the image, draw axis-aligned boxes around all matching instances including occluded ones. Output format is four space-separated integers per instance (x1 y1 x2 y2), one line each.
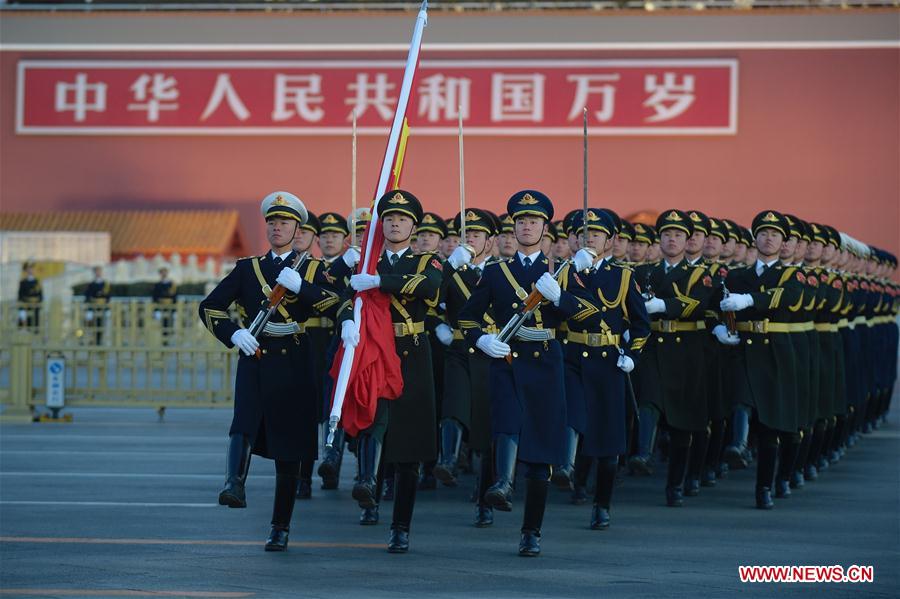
0 210 248 257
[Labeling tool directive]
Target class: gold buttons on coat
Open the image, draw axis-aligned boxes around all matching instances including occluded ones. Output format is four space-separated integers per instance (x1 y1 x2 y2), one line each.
403 350 409 356
601 307 607 312
582 351 589 358
281 349 287 355
512 352 519 359
658 337 664 343
533 351 540 358
262 349 268 355
675 337 681 343
764 339 770 344
747 339 753 345
601 351 608 358
512 303 519 309
469 348 475 354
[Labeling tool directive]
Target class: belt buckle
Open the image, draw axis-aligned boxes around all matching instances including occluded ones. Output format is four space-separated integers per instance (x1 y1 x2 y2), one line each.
661 320 676 334
752 321 766 334
587 332 601 347
393 323 405 336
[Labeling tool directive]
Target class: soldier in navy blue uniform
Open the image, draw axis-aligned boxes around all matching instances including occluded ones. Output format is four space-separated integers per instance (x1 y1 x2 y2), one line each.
152 267 177 344
337 190 443 554
17 261 42 329
199 191 340 551
560 209 651 529
84 265 111 345
458 190 579 557
432 209 498 527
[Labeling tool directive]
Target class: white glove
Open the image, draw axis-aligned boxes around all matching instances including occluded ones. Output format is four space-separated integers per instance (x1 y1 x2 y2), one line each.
616 354 635 373
572 248 595 272
447 245 472 270
644 297 666 315
342 247 361 268
712 324 741 346
85 309 95 321
350 273 381 292
230 329 259 357
17 309 27 323
720 293 753 312
341 320 360 349
153 310 162 321
435 323 454 346
535 272 561 305
476 333 511 359
276 267 302 293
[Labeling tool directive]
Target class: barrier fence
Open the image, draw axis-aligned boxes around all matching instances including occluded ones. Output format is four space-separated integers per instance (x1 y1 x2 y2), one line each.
1 299 240 415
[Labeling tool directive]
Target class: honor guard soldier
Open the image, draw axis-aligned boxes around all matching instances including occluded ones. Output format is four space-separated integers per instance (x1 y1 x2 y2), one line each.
720 210 806 510
338 190 443 554
313 212 360 492
152 267 177 343
441 217 461 259
458 190 578 557
496 214 518 259
17 261 43 329
84 266 111 345
541 221 558 257
433 209 499 527
628 223 656 265
630 210 716 507
200 191 340 551
415 211 448 491
552 221 572 262
613 220 635 265
560 209 651 529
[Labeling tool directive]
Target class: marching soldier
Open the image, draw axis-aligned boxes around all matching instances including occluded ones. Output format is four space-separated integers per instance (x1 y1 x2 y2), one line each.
441 217 461 259
560 209 650 529
629 210 716 507
552 221 572 262
720 210 806 509
628 223 656 265
84 265 111 345
313 212 359 492
152 267 177 344
433 209 499 527
496 214 518 259
458 190 577 556
339 190 442 553
200 191 340 550
17 261 42 329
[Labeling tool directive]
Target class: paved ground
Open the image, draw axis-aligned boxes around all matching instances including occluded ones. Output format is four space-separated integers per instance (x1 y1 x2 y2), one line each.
1 407 897 598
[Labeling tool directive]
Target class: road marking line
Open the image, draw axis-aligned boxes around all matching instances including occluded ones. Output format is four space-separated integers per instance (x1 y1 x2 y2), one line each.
0 501 216 508
0 590 254 597
0 536 383 549
0 472 221 479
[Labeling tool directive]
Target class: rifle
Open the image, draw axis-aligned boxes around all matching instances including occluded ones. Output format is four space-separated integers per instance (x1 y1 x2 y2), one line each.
246 251 310 359
496 260 568 364
720 279 737 335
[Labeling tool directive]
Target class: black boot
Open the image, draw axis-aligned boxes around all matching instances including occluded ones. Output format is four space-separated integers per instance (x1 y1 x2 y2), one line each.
552 427 579 491
685 426 709 497
665 442 690 507
755 440 777 510
628 407 658 476
591 457 616 530
265 472 298 551
434 419 464 487
352 434 382 509
485 434 518 512
519 477 549 557
388 465 418 554
723 409 751 470
296 460 313 500
702 419 725 487
475 450 495 528
218 434 251 508
806 419 827 475
791 427 812 489
475 504 494 528
418 461 437 491
359 505 379 525
775 433 800 499
318 427 345 490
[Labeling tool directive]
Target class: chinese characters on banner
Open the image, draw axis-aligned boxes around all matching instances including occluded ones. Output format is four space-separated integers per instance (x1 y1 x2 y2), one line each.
17 59 737 135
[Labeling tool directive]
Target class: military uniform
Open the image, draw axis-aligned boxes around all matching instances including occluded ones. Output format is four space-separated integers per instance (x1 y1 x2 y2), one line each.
339 190 442 553
560 208 651 529
458 190 577 556
433 209 498 525
630 209 714 507
152 273 177 343
84 274 111 344
201 191 340 551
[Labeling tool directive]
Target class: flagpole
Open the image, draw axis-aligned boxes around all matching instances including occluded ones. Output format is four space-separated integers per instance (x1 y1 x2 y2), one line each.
327 1 428 446
351 110 358 248
458 105 467 247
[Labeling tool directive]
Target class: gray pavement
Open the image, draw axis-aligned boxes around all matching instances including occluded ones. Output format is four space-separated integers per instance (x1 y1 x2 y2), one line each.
1 407 898 598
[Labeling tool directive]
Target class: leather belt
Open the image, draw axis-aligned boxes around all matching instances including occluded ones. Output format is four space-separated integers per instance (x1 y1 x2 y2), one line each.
650 320 706 333
566 331 621 347
394 321 425 337
514 326 556 342
735 320 804 334
304 316 334 329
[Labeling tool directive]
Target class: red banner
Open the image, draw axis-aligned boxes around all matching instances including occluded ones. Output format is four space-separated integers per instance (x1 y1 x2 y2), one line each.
16 58 736 135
